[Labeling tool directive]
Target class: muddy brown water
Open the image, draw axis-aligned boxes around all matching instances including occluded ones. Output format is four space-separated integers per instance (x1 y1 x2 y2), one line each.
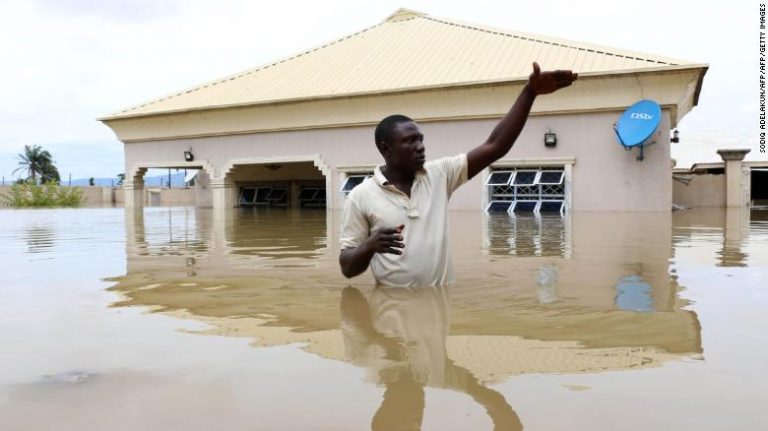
0 207 766 430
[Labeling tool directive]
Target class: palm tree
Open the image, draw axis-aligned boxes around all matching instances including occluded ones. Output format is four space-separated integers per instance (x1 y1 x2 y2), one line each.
14 145 55 182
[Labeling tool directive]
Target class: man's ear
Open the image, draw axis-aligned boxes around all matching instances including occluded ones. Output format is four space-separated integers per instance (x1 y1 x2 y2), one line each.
376 140 390 157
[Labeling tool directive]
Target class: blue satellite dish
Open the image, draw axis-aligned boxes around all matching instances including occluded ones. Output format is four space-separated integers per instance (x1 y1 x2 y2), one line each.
613 99 661 148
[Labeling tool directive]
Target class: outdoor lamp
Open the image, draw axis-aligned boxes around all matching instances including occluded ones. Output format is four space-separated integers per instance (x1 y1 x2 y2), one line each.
671 129 680 143
184 149 194 162
544 130 557 147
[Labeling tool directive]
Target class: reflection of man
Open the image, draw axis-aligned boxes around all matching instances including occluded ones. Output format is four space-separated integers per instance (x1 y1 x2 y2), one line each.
339 63 577 286
340 286 523 430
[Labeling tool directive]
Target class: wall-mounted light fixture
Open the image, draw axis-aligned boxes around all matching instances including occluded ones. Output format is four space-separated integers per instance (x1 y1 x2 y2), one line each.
670 129 680 143
265 164 282 171
544 130 557 147
183 149 194 162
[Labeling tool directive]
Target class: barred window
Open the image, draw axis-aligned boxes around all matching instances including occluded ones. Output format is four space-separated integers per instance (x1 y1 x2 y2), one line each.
485 167 566 215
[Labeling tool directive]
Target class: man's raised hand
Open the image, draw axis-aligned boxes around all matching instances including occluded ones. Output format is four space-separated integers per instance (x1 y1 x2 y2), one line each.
528 62 577 96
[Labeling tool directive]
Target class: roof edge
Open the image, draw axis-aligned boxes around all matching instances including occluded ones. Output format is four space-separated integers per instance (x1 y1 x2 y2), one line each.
98 64 708 122
384 8 426 22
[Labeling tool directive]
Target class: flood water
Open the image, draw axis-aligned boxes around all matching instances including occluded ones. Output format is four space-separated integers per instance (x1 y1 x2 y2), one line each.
0 207 766 430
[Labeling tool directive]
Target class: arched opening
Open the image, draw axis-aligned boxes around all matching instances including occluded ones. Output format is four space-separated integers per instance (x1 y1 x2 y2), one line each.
227 161 327 209
124 162 214 208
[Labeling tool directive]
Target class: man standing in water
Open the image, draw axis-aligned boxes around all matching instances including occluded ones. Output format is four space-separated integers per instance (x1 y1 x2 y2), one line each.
339 63 577 286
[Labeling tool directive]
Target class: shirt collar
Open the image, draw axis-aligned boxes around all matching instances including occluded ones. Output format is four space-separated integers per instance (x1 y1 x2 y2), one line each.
373 164 427 188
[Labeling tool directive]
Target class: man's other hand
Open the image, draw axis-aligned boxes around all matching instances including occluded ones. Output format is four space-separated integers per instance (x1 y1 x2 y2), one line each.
366 225 405 255
528 62 578 96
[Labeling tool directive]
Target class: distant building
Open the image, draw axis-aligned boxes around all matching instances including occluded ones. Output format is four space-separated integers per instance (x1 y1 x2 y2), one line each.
672 131 768 208
100 8 706 212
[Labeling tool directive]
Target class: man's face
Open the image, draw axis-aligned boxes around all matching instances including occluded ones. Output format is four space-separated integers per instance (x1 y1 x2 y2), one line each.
383 121 426 173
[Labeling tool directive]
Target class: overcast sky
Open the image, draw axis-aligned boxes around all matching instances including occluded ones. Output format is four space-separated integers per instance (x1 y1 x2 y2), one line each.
0 0 760 181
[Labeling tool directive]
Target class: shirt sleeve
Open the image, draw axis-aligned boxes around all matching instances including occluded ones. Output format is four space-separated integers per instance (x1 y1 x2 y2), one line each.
433 153 469 195
339 195 369 250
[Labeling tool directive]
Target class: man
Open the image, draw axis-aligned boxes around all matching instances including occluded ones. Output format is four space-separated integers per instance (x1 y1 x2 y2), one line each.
339 62 577 287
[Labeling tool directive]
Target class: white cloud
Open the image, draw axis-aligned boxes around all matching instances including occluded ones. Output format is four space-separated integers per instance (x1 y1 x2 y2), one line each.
0 0 761 179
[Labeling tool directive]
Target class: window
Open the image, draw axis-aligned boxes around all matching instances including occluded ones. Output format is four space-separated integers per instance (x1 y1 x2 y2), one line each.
486 171 514 186
512 170 537 186
538 200 564 214
254 187 272 205
511 201 537 213
485 201 513 213
340 173 373 195
486 167 566 214
239 188 256 205
298 187 326 208
240 186 288 207
298 188 318 200
265 188 288 206
239 187 273 205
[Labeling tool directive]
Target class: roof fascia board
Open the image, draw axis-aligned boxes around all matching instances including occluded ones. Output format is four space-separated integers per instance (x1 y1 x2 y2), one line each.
104 70 701 143
100 65 707 122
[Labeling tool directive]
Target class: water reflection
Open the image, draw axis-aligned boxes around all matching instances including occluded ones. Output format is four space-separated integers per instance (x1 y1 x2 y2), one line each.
484 214 569 257
341 285 522 430
109 208 703 377
24 225 54 254
4 206 768 430
672 208 752 267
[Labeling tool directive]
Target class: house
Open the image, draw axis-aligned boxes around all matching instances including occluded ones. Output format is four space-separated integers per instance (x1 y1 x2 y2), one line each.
100 8 707 212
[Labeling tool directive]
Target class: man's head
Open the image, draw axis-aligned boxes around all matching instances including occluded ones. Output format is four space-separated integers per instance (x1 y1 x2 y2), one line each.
374 114 426 173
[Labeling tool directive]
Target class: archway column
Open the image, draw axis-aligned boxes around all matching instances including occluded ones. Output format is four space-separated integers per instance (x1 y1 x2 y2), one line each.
210 177 236 209
717 149 750 207
124 172 146 209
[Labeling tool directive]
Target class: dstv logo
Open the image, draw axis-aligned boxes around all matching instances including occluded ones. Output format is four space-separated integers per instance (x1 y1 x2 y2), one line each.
630 112 654 120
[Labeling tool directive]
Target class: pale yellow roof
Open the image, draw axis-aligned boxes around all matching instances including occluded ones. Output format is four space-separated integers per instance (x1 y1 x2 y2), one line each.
105 8 703 120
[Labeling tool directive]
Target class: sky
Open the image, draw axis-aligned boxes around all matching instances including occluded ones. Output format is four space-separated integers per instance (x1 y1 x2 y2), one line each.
0 0 761 181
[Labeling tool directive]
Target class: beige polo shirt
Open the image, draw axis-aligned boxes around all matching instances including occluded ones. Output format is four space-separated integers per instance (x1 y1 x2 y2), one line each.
340 154 469 287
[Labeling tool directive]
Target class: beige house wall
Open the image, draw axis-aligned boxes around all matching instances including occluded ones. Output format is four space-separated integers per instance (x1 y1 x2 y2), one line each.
124 110 672 212
673 174 726 207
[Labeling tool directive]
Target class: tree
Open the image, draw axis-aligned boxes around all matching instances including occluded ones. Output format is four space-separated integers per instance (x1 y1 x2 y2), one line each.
116 173 125 186
88 177 95 186
14 145 55 182
40 160 60 184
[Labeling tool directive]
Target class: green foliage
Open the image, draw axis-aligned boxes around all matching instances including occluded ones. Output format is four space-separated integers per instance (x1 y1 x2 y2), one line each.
117 173 125 186
14 145 56 182
1 180 84 208
40 161 60 184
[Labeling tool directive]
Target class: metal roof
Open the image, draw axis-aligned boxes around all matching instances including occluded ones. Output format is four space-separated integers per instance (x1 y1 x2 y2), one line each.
105 8 702 120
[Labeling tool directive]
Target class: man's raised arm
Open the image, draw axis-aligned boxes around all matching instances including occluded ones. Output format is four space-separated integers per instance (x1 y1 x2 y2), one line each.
466 62 577 179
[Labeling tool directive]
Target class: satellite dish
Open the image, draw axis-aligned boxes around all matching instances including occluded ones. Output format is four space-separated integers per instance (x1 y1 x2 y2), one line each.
613 99 661 161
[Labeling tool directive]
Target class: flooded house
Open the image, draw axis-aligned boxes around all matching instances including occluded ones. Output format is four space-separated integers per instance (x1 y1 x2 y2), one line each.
99 8 707 213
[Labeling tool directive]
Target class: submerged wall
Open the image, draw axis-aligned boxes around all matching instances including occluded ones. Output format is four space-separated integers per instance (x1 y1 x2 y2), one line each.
673 174 726 207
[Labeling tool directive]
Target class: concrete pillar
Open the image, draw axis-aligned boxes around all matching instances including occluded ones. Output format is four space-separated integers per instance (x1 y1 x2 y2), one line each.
210 177 236 209
123 175 145 209
290 180 300 209
717 149 750 207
